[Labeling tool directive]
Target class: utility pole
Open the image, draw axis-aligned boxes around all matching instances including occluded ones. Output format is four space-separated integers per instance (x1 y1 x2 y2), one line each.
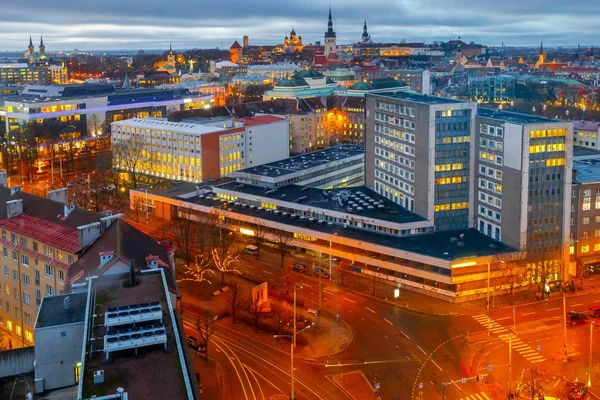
563 289 568 363
317 256 322 329
508 335 513 396
486 262 490 309
589 320 595 387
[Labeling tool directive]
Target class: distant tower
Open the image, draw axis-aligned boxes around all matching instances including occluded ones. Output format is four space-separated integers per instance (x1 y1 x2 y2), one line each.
324 5 337 60
538 41 545 66
27 36 34 57
230 41 243 64
122 72 131 89
243 35 249 48
361 20 371 44
39 35 45 56
167 43 175 66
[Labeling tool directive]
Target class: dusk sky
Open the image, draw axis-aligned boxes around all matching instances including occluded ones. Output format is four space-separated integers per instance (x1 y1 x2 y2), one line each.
0 0 597 51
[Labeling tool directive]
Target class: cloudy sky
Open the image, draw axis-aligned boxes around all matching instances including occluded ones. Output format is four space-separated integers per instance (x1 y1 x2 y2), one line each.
0 0 597 51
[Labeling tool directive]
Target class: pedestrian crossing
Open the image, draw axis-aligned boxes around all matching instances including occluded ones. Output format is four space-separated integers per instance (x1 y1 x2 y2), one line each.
472 314 545 364
460 392 491 400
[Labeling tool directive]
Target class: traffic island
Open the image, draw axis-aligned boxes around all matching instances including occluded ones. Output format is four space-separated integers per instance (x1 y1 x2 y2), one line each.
332 370 375 400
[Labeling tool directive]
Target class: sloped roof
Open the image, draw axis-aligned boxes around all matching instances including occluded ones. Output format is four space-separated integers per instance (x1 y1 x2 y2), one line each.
293 69 324 79
349 78 407 91
275 76 309 87
0 214 81 254
230 41 242 49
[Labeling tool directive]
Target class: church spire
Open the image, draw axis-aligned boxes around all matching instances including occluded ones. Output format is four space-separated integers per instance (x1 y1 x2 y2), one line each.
169 42 172 54
29 35 33 48
539 40 544 55
325 5 336 38
40 35 44 47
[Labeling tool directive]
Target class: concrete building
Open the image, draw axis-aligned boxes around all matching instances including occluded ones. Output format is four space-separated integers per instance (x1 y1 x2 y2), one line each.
111 115 289 183
0 63 49 85
1 85 212 139
48 64 68 85
393 69 431 95
475 108 573 282
33 269 198 399
365 92 477 231
33 293 87 392
573 120 600 150
247 63 301 80
233 144 364 189
468 75 515 105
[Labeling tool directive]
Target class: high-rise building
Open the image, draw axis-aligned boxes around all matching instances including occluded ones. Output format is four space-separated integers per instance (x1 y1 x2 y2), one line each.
365 92 477 231
393 69 431 95
324 6 337 61
475 108 573 281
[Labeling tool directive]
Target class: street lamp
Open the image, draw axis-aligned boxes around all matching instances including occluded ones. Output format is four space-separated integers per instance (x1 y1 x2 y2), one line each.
589 320 595 387
293 283 302 347
274 324 312 400
329 232 338 282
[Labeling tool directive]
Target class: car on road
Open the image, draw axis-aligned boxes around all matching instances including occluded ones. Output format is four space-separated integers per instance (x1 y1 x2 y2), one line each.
186 336 206 352
589 305 600 318
292 263 306 273
242 245 258 255
566 381 587 399
567 311 588 326
313 268 330 279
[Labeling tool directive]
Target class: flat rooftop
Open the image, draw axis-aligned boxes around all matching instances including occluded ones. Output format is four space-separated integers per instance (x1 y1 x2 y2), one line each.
113 117 229 135
36 293 87 329
82 272 191 400
478 107 563 125
215 181 426 225
236 144 364 178
574 159 600 183
370 91 466 105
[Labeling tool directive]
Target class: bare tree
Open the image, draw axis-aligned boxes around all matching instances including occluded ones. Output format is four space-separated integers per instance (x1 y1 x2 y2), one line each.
249 290 268 333
197 311 217 362
211 247 240 288
227 283 246 323
271 301 291 335
112 135 151 188
273 230 294 268
171 210 199 269
366 267 384 296
177 256 215 285
253 219 269 260
494 251 527 295
527 247 559 295
281 262 294 294
336 260 351 287
516 365 547 399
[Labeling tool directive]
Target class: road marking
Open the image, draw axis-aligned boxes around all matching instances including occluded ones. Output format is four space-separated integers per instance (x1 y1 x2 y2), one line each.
431 359 443 372
430 381 434 386
522 312 535 316
263 270 273 275
344 297 356 303
310 292 314 295
361 318 365 321
496 316 510 321
401 331 410 340
547 308 560 311
324 297 329 301
406 355 411 360
348 310 354 314
395 345 400 349
595 300 600 303
246 265 254 269
572 303 584 307
385 335 389 339
301 283 312 288
383 318 394 326
364 306 376 314
417 345 427 355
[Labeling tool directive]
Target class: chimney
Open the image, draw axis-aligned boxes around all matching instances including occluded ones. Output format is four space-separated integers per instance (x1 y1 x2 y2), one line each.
48 188 68 204
145 255 159 269
77 222 102 249
64 203 76 217
99 251 115 268
10 186 22 195
129 259 136 287
63 296 70 311
6 199 23 218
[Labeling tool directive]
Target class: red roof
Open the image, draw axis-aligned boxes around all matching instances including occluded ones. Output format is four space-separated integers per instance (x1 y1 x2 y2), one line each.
237 115 286 126
230 41 242 49
0 214 81 254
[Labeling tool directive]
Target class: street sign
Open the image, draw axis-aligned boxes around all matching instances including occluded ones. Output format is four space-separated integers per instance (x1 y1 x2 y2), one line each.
461 378 466 384
394 288 400 298
375 383 381 390
536 345 542 351
488 365 494 371
418 383 423 389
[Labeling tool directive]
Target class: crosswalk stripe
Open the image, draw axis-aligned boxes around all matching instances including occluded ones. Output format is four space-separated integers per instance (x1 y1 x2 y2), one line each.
491 328 506 333
473 314 487 318
474 394 484 399
480 392 491 400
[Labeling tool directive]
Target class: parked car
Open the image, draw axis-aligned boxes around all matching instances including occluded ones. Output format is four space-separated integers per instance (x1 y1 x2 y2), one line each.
313 268 330 279
589 305 600 318
566 381 587 399
292 263 306 273
242 245 258 255
567 311 588 326
186 336 206 352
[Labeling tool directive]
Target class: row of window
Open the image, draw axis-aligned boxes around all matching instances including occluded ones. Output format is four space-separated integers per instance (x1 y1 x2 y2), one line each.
434 202 469 212
440 136 471 144
529 129 567 138
435 163 465 172
479 178 502 194
480 124 504 138
376 170 415 196
374 112 416 131
374 124 416 144
479 218 501 241
435 176 465 185
375 102 416 118
479 205 501 222
480 138 503 151
529 143 566 154
479 165 503 181
480 192 502 209
1 232 73 264
3 263 62 281
479 151 504 166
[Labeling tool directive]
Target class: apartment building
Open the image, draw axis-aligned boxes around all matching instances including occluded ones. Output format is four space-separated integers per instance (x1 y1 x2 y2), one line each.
0 63 49 85
0 187 106 349
392 69 431 95
573 120 600 150
475 108 573 282
111 115 289 183
365 92 477 231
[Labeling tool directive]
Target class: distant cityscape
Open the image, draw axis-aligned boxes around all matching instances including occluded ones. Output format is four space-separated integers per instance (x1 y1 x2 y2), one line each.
0 4 599 400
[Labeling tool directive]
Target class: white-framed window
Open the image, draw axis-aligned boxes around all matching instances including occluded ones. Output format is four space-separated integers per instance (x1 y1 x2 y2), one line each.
21 255 29 267
45 265 53 278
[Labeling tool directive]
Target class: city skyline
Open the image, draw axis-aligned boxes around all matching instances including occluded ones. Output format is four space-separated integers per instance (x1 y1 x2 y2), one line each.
0 0 597 51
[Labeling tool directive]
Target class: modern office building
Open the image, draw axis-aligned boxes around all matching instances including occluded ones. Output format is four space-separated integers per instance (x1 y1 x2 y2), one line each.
111 115 289 183
365 91 477 231
468 75 515 105
48 64 68 85
393 69 431 95
2 85 212 138
475 108 573 282
0 63 49 85
233 144 364 189
34 269 198 399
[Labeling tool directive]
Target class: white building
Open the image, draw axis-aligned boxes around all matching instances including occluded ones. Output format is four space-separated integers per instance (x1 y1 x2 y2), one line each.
247 63 301 80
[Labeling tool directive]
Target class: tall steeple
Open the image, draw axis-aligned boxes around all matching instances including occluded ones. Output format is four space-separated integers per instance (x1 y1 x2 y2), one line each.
27 35 34 57
324 5 337 60
325 5 336 38
167 43 175 66
361 19 371 43
39 35 45 56
538 40 545 66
